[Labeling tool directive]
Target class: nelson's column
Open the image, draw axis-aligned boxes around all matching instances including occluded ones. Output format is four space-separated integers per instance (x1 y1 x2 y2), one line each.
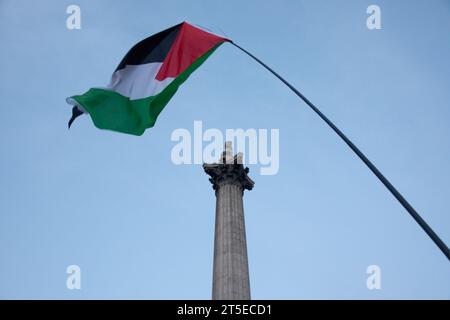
203 141 254 300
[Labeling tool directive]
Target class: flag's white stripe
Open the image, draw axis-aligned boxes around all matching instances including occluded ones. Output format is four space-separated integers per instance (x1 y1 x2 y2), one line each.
66 97 87 113
107 62 174 100
66 62 174 113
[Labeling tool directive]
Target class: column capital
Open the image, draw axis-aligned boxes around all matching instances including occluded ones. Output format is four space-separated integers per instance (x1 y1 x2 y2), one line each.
203 142 254 192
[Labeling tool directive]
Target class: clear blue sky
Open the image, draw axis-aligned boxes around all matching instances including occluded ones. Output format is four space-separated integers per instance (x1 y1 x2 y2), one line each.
1 0 449 299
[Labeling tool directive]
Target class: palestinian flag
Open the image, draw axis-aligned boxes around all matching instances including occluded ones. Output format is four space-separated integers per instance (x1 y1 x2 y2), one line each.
67 22 229 135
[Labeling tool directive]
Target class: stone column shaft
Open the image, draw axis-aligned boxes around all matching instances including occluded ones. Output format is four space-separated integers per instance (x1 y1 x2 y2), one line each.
212 183 250 299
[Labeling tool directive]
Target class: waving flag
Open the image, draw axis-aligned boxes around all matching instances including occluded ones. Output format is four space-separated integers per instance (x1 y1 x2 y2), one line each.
67 22 228 135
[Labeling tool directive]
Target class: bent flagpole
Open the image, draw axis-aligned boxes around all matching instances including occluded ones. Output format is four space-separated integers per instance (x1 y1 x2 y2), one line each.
230 41 450 261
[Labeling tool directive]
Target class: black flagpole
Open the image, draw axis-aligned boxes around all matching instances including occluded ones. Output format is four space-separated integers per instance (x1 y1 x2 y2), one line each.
230 41 450 261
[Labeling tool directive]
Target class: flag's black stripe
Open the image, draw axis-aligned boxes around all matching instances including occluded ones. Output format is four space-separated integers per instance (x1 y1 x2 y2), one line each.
115 23 182 71
68 106 83 129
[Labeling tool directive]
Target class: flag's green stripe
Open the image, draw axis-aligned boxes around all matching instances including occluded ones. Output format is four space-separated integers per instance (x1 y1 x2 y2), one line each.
71 43 223 135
